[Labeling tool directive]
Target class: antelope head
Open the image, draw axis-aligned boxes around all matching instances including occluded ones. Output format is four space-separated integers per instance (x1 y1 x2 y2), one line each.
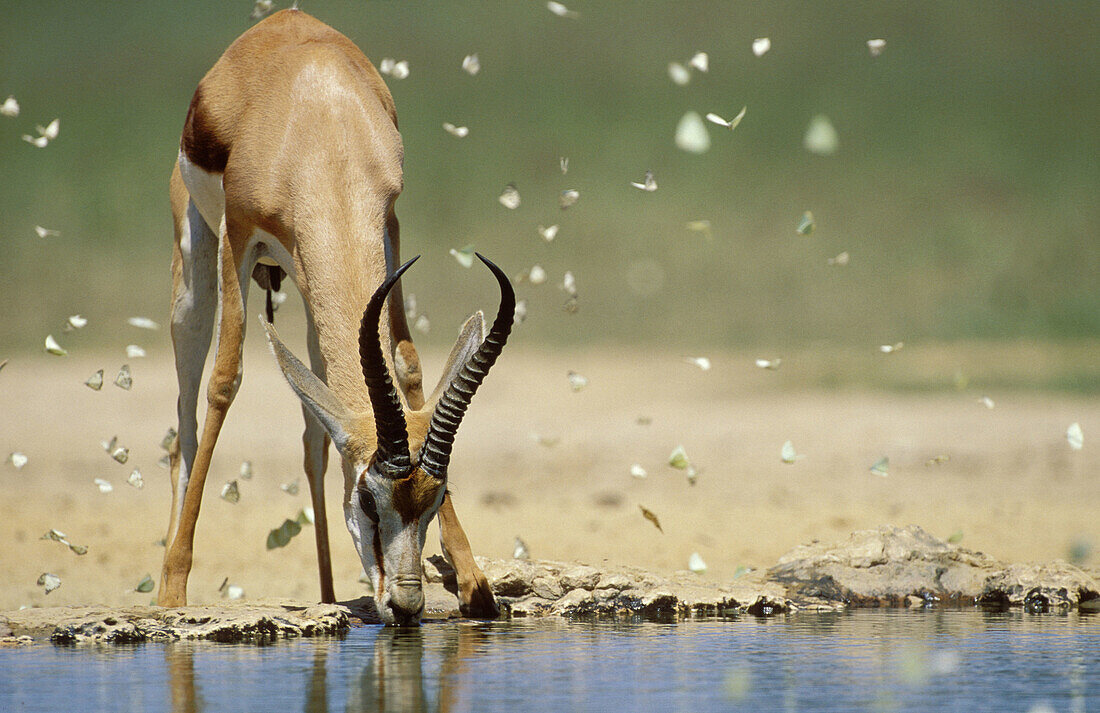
261 254 514 625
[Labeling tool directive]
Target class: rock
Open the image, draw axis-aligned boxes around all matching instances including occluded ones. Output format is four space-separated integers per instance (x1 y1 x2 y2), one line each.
501 595 554 618
978 562 1100 612
481 559 541 598
4 601 350 644
530 575 564 600
5 525 1093 646
597 573 634 591
551 588 594 614
560 565 601 591
769 525 998 606
768 525 1100 611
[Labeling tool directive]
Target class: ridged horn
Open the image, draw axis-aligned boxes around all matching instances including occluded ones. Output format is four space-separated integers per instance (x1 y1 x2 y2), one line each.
419 253 515 478
359 256 419 478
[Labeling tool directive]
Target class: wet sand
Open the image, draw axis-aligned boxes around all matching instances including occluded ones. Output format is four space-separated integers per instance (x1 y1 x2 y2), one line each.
1 343 1096 610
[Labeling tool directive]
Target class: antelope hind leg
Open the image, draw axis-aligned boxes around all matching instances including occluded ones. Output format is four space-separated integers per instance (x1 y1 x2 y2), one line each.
160 182 218 604
160 226 251 606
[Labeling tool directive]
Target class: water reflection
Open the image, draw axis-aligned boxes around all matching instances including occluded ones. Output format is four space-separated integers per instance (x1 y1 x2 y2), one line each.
167 644 199 713
4 611 1094 713
162 621 498 713
347 628 428 712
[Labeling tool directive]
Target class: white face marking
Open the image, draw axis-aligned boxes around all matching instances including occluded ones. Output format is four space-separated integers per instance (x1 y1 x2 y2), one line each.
344 462 446 625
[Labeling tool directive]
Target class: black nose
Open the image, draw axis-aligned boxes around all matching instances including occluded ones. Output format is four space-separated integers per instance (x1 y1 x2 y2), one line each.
388 583 424 625
387 600 423 625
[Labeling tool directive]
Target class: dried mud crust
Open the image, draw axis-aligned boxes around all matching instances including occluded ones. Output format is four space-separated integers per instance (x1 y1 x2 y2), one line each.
3 526 1097 645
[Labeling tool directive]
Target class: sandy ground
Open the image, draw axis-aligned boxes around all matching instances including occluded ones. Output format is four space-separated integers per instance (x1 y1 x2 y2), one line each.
1 342 1096 611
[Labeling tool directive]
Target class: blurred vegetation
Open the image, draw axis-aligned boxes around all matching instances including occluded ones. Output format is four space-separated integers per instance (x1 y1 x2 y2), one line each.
1 1 1097 364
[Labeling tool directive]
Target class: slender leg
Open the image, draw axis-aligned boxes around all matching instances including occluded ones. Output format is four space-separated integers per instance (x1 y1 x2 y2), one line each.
302 307 336 603
160 224 251 606
437 492 499 618
162 171 218 594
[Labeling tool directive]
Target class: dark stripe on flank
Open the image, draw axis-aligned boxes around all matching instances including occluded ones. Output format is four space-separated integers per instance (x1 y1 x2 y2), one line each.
181 85 229 173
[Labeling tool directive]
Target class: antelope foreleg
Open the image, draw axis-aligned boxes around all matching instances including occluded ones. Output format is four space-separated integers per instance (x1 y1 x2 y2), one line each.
437 492 499 618
302 310 336 603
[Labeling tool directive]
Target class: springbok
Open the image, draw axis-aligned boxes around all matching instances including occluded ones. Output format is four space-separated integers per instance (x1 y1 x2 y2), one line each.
161 8 512 625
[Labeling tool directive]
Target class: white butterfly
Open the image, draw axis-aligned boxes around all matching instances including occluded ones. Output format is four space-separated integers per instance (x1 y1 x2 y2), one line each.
379 58 409 79
804 115 839 155
561 271 577 298
668 62 691 86
39 119 59 140
250 0 273 20
675 111 710 154
537 224 559 242
44 334 67 356
630 169 658 192
114 364 132 390
85 370 104 390
706 106 747 131
449 244 475 267
0 95 18 117
462 54 480 75
442 122 469 138
546 1 579 19
752 38 771 57
1067 422 1083 451
498 183 521 210
684 356 711 371
781 440 804 464
127 316 159 330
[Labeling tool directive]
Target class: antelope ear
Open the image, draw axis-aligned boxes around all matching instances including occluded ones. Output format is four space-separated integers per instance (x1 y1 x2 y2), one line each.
424 311 484 409
260 317 354 453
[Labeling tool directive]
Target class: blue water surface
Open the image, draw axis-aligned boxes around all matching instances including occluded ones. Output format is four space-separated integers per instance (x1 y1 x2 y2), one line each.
1 609 1096 712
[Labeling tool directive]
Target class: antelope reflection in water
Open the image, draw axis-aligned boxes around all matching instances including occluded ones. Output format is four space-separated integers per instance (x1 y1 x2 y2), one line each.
164 623 492 713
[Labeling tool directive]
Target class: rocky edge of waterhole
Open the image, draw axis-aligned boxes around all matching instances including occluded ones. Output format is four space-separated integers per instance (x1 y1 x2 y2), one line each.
2 525 1097 644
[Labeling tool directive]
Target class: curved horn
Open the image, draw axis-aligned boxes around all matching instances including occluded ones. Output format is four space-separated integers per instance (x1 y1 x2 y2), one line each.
359 255 419 477
420 253 515 478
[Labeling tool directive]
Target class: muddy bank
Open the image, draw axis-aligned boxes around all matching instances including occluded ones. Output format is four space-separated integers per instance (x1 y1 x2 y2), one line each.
3 526 1097 645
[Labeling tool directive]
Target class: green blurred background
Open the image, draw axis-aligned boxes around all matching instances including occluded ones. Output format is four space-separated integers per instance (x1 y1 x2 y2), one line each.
1 1 1097 382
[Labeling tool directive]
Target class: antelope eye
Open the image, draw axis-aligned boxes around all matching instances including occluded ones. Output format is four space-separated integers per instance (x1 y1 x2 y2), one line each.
358 488 379 522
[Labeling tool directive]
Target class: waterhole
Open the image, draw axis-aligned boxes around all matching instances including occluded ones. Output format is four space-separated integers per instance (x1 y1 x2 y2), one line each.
2 610 1096 712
